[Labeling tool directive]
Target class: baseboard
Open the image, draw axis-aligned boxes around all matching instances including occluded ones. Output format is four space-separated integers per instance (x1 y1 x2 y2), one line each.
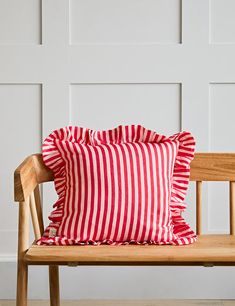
0 300 233 306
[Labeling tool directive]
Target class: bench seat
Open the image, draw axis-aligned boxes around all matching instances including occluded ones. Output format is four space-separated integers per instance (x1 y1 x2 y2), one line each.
25 235 235 266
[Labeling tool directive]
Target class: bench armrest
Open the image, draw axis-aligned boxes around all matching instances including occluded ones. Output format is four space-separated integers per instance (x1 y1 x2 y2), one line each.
14 154 53 202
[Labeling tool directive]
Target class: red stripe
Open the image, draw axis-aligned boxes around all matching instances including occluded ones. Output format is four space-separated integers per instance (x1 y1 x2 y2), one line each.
132 143 142 241
118 144 129 242
139 142 149 242
97 145 109 241
91 145 102 240
85 145 95 240
104 144 116 240
125 143 136 240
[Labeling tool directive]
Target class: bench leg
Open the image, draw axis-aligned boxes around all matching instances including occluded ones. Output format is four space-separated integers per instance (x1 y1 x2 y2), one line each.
49 265 60 306
17 200 29 306
16 261 28 306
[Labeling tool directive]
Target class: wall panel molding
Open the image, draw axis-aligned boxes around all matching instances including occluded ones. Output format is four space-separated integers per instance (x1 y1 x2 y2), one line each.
69 0 182 45
210 0 235 44
0 0 42 45
0 83 42 259
70 83 182 135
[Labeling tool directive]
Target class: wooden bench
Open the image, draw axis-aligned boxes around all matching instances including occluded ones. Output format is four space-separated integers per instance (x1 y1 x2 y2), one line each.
14 153 235 306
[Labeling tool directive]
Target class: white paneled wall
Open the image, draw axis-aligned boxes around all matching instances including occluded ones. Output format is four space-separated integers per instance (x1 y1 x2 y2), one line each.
1 0 235 299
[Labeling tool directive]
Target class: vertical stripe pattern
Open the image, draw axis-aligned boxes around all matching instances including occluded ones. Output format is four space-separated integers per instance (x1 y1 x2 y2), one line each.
38 125 197 246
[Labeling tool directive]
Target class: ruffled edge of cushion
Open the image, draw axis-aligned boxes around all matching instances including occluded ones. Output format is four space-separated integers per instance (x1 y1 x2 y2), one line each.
168 131 197 244
38 125 197 246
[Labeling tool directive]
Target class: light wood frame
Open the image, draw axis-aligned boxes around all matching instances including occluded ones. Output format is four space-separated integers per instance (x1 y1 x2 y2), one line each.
14 153 235 306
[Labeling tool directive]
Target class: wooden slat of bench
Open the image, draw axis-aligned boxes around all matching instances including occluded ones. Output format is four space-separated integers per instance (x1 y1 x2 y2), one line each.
190 153 235 181
25 235 235 265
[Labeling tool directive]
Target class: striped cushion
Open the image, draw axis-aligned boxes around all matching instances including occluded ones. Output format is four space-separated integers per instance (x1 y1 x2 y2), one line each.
38 125 197 245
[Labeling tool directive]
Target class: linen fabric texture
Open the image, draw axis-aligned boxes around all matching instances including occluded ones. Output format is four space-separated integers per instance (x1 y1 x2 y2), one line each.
37 125 197 246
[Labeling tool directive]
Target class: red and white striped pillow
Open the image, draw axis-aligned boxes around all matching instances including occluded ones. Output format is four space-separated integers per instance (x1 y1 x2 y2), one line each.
38 125 197 246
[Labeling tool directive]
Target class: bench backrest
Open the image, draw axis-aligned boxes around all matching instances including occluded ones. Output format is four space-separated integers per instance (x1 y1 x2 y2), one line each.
14 153 235 236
